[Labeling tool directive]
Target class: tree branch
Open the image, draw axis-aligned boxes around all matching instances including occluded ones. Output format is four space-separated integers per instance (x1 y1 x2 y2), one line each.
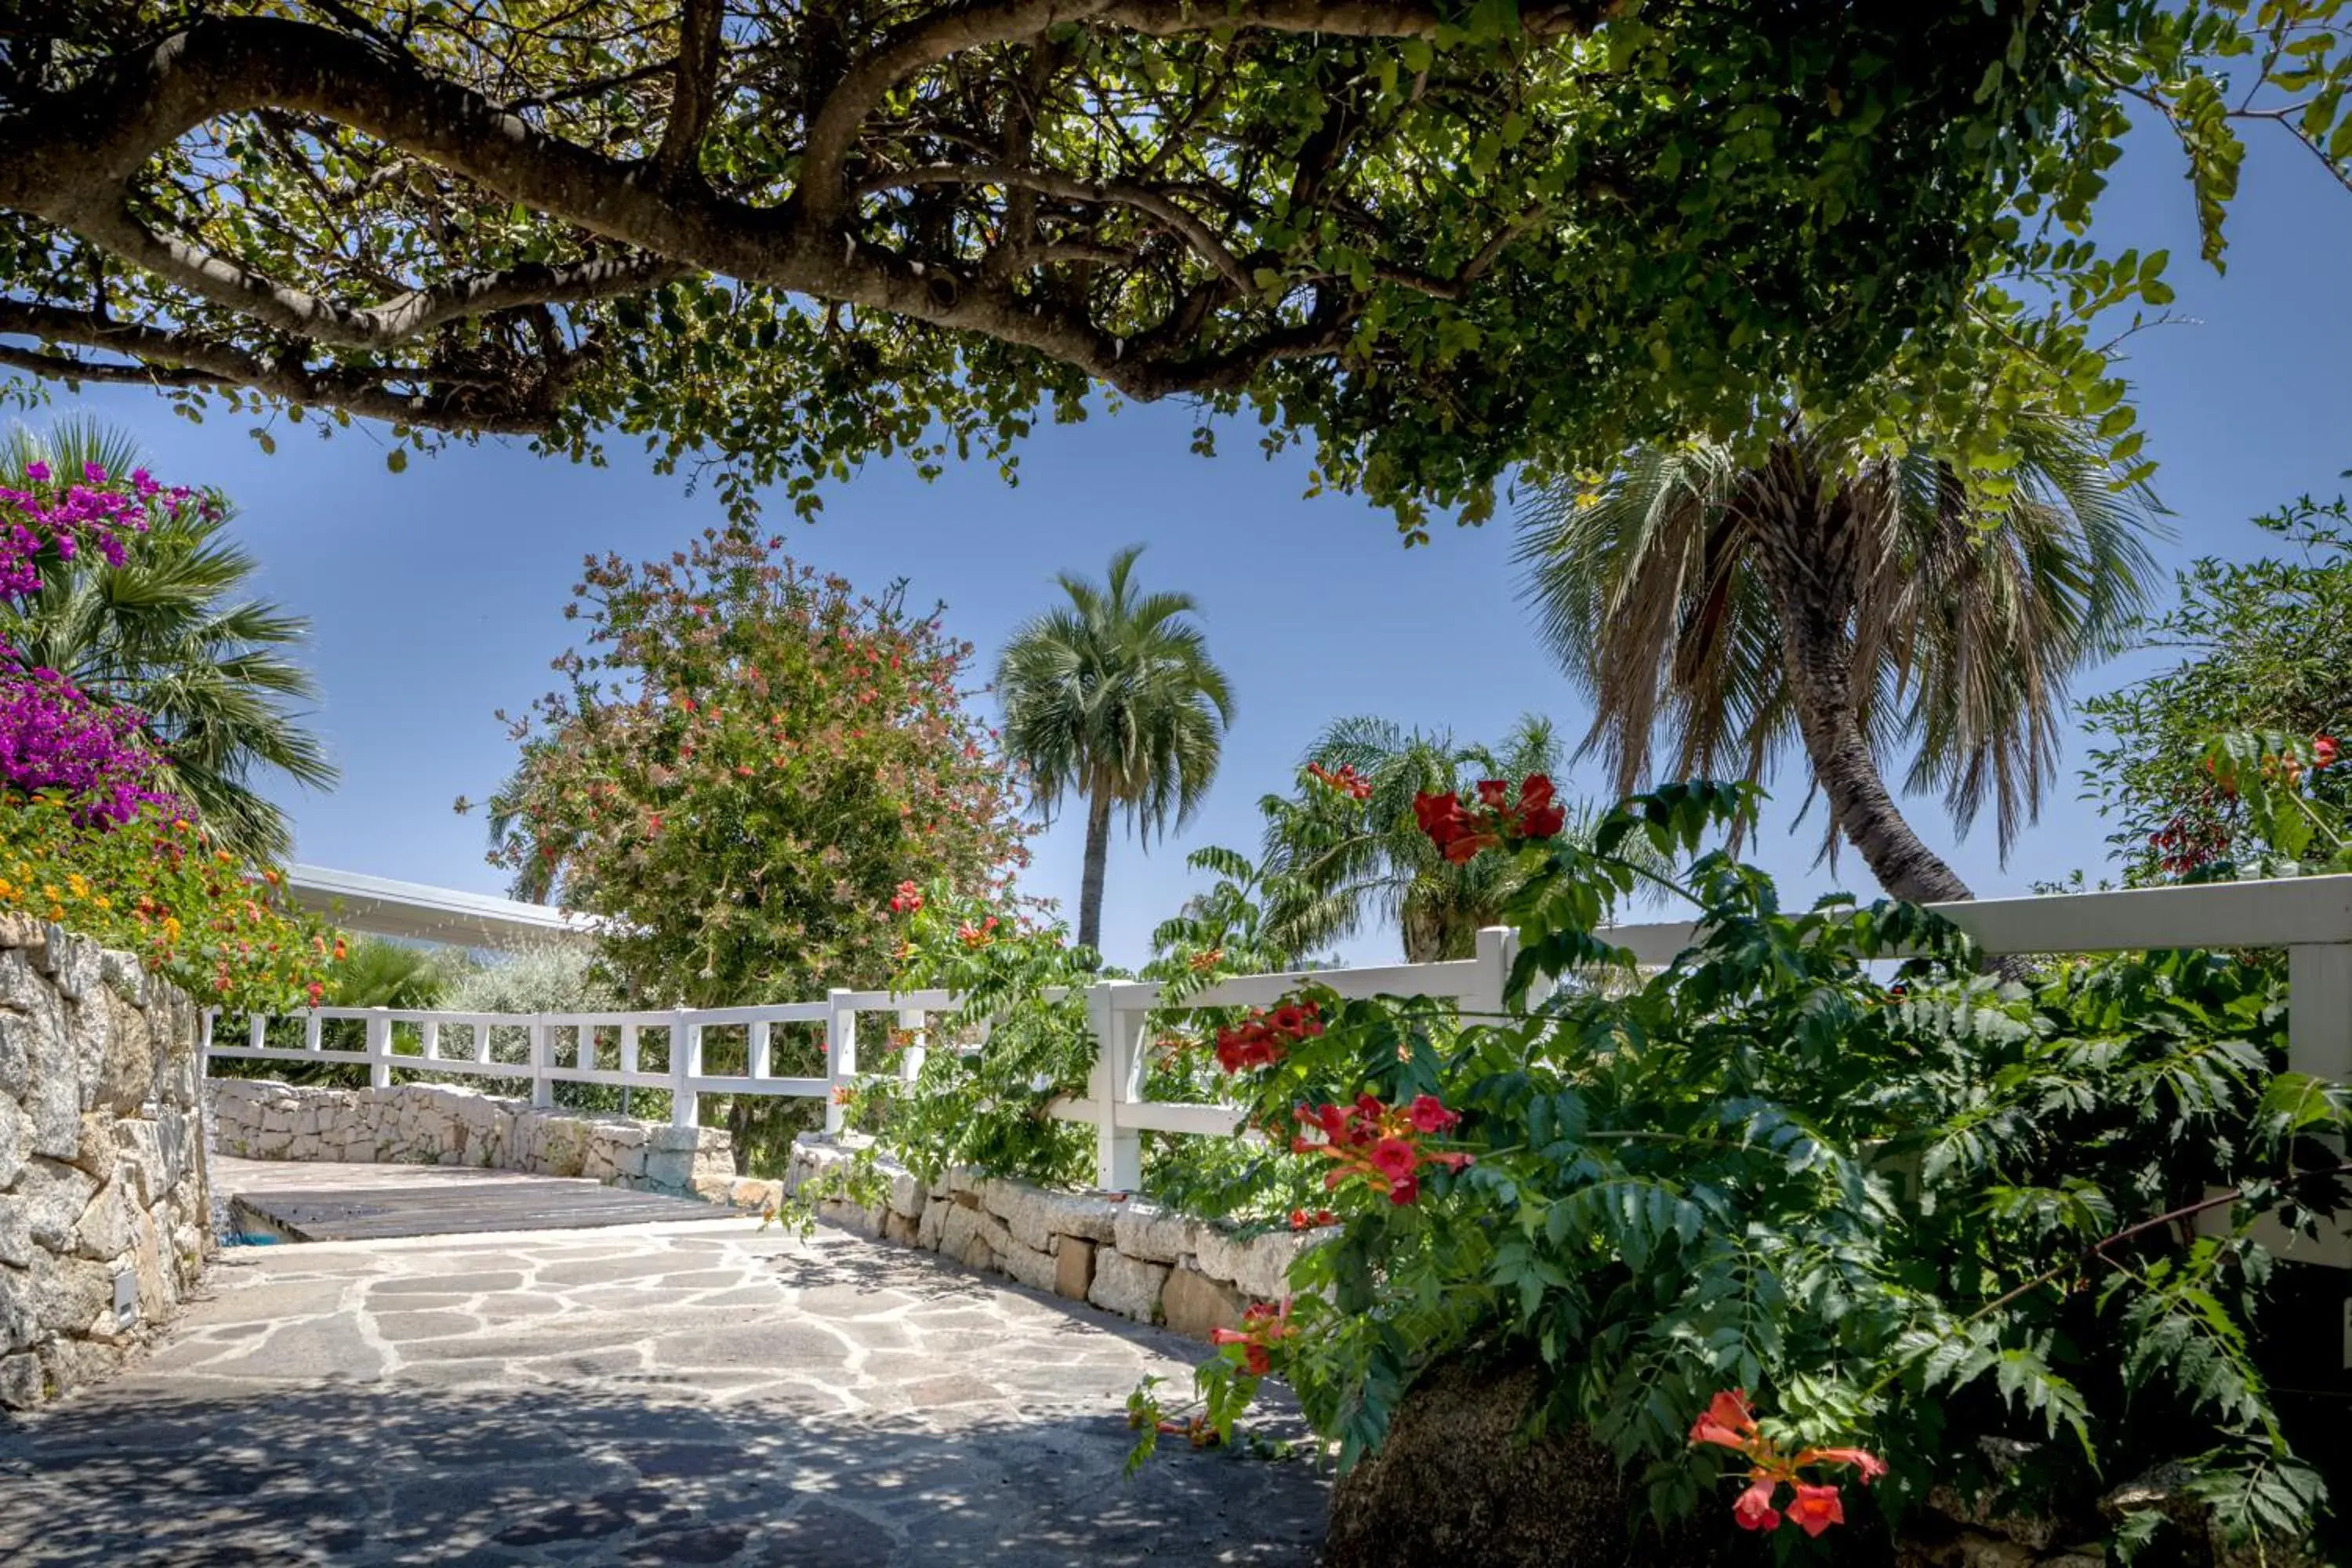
796 0 1611 220
862 162 1254 292
655 0 726 183
89 210 689 349
0 11 1573 414
0 298 561 434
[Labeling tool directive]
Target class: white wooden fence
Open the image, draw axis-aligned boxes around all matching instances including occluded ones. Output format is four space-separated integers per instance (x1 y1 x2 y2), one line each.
205 873 2352 1211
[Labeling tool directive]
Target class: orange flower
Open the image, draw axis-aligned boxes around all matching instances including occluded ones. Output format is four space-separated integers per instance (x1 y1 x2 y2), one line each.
1689 1389 1759 1450
1785 1484 1845 1537
1731 1478 1780 1533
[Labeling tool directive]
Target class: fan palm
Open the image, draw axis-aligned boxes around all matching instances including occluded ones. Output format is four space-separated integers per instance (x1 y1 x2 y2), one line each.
1515 416 2160 902
1265 714 1584 963
1 418 336 858
996 545 1234 952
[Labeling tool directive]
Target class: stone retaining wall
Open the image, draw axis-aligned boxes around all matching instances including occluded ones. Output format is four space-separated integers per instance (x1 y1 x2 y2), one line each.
0 917 209 1409
206 1080 735 1200
778 1135 1322 1341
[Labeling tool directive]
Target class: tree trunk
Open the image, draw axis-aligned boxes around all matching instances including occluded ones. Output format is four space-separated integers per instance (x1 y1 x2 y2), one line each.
1749 449 1975 906
1076 787 1113 953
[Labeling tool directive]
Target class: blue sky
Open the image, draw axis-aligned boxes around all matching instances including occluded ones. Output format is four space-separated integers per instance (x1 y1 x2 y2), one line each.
37 125 2352 969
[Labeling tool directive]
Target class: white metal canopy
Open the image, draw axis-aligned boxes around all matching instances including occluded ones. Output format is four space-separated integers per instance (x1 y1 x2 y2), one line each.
285 864 596 949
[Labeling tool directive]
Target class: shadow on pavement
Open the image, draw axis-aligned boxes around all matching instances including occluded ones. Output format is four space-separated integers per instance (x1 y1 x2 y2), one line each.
0 1376 1329 1567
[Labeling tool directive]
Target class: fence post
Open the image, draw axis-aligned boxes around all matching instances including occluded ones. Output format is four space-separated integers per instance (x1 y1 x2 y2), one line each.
2288 945 2352 1281
1087 982 1144 1192
528 1014 553 1107
897 1005 927 1084
366 1009 393 1090
2288 945 2352 1084
824 989 857 1134
670 1009 698 1127
1470 926 1526 1017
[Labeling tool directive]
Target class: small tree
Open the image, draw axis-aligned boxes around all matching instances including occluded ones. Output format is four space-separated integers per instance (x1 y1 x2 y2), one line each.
2082 496 2352 884
481 528 1029 1169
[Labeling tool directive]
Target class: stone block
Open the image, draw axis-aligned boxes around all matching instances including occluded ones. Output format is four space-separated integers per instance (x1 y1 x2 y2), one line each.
1087 1250 1169 1323
728 1177 781 1210
916 1198 948 1251
641 1150 695 1192
882 1210 919 1247
1054 1237 1096 1301
0 1092 23 1192
1160 1264 1246 1340
887 1168 927 1219
998 1238 1058 1294
1112 1202 1195 1264
0 1352 42 1410
985 1178 1124 1251
14 1156 96 1253
648 1123 723 1154
938 1202 976 1258
70 1178 135 1262
1193 1223 1320 1301
0 1203 29 1269
37 1335 121 1399
44 928 100 1001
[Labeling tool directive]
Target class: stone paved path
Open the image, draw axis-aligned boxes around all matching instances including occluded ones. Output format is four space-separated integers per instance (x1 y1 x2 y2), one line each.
0 1205 1328 1566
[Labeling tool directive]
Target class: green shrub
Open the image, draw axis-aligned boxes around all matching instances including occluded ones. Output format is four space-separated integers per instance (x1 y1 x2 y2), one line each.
1143 784 2345 1559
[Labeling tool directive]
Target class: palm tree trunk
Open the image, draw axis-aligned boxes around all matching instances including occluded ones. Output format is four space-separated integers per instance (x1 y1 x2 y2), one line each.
1779 604 1975 904
1751 451 1975 906
1077 788 1113 952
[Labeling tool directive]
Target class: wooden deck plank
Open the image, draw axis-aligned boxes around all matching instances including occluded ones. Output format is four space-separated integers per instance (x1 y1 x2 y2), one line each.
227 1176 742 1242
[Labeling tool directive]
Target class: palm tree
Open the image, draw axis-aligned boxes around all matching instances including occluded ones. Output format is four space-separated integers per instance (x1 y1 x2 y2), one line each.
1 418 336 858
1515 416 2160 902
996 545 1234 953
1265 714 1584 963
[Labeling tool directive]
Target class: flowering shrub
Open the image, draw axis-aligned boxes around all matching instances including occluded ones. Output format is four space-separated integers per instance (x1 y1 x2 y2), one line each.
1288 1093 1470 1207
2083 495 2352 884
1688 1389 1886 1537
1210 1002 1323 1073
0 452 332 1011
0 660 172 825
0 456 208 597
481 528 1030 1168
1305 762 1373 800
1410 772 1567 862
0 796 336 1012
1136 779 2344 1559
842 880 1101 1187
2182 729 2349 876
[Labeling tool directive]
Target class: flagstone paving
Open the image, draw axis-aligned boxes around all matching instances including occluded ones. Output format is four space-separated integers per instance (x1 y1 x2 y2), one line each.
0 1206 1328 1566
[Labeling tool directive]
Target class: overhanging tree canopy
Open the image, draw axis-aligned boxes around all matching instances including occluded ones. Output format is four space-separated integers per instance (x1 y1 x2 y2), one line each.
2 3 2343 532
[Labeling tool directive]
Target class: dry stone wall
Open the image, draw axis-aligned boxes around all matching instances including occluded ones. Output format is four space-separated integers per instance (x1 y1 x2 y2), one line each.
0 916 209 1410
206 1080 735 1199
779 1135 1324 1341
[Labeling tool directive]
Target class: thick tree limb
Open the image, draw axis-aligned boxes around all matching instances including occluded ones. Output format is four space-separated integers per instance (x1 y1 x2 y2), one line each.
655 0 727 182
0 16 1303 399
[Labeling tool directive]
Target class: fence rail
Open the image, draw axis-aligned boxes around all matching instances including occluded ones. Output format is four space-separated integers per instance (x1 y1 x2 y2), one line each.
205 875 2352 1203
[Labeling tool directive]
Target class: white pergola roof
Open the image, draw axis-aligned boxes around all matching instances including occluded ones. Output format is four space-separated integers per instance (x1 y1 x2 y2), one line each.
286 864 598 949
